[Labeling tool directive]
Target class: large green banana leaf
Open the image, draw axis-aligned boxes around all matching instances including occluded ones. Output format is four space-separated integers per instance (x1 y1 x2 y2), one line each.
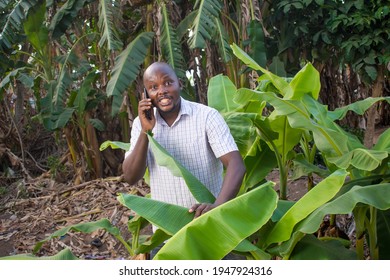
147 133 215 203
296 183 390 234
118 191 270 259
235 88 348 157
207 74 239 113
231 43 292 97
265 169 349 246
154 183 278 260
0 248 79 260
118 193 194 235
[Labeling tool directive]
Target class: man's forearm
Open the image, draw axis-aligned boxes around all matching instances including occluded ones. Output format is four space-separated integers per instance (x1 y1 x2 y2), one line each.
122 132 149 185
215 151 246 205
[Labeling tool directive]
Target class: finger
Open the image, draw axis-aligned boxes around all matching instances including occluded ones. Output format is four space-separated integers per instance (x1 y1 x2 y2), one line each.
194 204 208 218
189 204 200 213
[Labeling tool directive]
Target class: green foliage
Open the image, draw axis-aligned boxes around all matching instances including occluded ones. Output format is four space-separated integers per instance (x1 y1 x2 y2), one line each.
160 3 186 79
188 0 222 48
0 0 40 50
106 32 154 116
98 0 123 51
0 248 79 260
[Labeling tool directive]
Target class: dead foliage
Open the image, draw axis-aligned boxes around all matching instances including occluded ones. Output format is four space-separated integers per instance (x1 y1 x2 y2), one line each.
0 175 150 260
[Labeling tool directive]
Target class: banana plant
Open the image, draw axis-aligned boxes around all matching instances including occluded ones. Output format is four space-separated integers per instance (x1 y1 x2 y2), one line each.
207 43 390 259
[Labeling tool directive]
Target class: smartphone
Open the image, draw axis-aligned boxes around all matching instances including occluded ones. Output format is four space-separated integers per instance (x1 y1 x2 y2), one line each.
143 88 152 120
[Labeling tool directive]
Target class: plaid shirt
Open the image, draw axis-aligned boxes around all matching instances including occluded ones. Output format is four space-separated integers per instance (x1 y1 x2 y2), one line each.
126 97 238 208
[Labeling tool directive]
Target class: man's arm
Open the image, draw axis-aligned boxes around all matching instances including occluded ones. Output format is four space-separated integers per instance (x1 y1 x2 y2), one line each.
122 131 149 185
122 93 155 185
189 150 246 218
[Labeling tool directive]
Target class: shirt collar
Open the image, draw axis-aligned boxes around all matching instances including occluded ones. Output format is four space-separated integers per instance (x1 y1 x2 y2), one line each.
157 97 192 127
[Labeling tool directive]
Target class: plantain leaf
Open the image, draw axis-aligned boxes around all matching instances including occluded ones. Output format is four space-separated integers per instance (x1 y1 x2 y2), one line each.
296 183 390 235
33 218 121 253
0 0 39 50
154 182 278 260
106 32 154 116
231 43 292 97
160 3 186 79
288 63 320 100
328 97 390 121
373 128 390 152
235 88 348 157
147 133 216 203
213 17 232 62
118 193 194 235
327 148 388 171
188 0 222 49
265 169 349 246
207 74 239 113
377 209 390 260
289 235 356 260
247 20 267 67
23 1 48 55
98 0 123 50
99 140 130 151
0 248 79 260
50 0 92 39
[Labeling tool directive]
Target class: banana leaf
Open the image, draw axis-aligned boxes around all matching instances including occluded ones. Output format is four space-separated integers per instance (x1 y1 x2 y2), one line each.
265 169 349 245
33 218 122 253
373 128 390 152
327 148 388 171
296 183 390 235
106 32 154 115
207 74 239 113
147 132 215 203
0 248 79 260
118 190 272 259
118 193 194 235
377 209 390 260
231 43 292 97
289 235 356 260
328 97 390 121
99 140 130 151
154 182 278 260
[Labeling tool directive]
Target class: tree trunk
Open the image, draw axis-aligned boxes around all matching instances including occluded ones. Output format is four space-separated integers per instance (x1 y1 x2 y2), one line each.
364 66 384 148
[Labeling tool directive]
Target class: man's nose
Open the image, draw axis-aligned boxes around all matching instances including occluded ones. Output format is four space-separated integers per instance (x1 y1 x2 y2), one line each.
157 85 168 95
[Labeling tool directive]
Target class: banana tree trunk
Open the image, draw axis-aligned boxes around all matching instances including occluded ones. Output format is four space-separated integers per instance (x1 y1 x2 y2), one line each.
364 66 384 148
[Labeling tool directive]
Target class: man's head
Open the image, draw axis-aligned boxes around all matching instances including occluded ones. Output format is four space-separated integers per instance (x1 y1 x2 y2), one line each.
143 62 182 116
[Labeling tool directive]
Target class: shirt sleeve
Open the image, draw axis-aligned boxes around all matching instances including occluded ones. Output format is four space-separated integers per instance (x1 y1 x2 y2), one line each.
206 109 238 158
124 116 142 159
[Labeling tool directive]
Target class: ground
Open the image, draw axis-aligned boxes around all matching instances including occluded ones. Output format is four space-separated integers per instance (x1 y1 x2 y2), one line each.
0 169 315 259
0 175 152 260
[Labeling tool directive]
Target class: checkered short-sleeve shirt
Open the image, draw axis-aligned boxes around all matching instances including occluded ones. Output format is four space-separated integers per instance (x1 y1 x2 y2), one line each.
125 97 238 208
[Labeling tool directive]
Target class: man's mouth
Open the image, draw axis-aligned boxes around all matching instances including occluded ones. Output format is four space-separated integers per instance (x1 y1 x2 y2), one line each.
158 96 172 106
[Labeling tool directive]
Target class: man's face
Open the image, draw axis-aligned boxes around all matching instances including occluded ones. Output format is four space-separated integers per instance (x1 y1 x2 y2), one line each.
143 63 181 115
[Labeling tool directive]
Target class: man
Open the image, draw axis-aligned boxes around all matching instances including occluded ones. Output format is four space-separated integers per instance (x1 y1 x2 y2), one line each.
122 62 246 257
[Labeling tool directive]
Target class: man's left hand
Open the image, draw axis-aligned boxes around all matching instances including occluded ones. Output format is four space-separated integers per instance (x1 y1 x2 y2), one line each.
189 203 218 218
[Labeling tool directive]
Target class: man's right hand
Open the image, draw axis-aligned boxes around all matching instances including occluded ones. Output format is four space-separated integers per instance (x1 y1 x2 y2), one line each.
139 94 155 132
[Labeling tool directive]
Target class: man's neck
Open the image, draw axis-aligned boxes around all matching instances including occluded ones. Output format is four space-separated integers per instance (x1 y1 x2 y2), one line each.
159 106 181 127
